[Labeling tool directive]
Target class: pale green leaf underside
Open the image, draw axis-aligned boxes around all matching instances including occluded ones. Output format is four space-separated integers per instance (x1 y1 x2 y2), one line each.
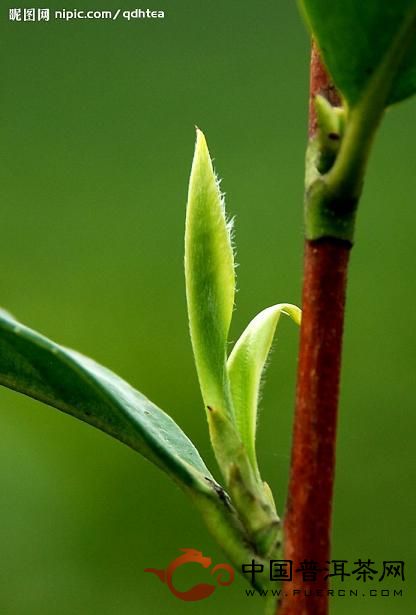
0 310 214 491
227 304 301 475
185 129 235 416
300 0 416 105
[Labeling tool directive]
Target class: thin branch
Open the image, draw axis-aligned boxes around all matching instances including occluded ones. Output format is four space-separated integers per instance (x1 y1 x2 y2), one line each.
278 44 350 615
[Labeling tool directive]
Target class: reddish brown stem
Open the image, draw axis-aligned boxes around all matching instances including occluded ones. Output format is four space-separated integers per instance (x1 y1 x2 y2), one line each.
278 45 350 615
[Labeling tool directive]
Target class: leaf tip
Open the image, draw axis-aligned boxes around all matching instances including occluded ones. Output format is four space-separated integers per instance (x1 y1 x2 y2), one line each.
194 126 209 160
281 304 302 326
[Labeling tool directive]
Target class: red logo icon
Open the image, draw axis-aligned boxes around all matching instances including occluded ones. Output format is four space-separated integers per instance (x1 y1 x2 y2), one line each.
145 548 235 601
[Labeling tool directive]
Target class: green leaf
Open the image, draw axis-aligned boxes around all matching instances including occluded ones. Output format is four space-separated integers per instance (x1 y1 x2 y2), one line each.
0 310 277 582
0 309 214 491
227 304 301 477
300 1 416 105
185 129 235 418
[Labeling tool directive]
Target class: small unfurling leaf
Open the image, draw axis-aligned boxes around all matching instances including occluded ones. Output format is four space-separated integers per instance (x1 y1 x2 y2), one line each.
314 95 346 173
227 304 301 477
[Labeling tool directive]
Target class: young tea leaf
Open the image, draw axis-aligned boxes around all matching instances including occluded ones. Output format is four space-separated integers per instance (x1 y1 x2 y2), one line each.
227 304 301 477
300 1 416 106
185 129 235 418
0 310 215 492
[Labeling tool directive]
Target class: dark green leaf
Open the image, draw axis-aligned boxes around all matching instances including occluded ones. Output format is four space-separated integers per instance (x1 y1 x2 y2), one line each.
300 1 416 105
0 310 214 491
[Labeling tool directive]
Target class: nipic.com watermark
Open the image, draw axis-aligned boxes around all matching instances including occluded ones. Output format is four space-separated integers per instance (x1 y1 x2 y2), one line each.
8 8 165 22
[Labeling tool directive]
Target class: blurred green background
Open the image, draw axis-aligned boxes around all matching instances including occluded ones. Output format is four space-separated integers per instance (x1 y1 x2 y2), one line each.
1 1 415 613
